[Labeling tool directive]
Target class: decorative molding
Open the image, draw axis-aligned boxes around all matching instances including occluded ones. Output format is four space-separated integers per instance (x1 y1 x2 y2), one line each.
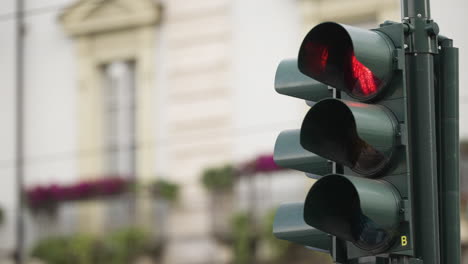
60 0 158 180
60 0 161 37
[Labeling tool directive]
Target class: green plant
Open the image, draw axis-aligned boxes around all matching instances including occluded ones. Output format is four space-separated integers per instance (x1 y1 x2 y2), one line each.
261 209 290 262
231 212 255 264
31 235 104 264
201 165 235 191
0 206 4 226
31 228 152 264
67 234 99 264
151 179 180 202
104 227 150 264
31 237 70 264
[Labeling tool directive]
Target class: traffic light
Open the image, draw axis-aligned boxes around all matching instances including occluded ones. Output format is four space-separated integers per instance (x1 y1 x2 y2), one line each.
273 21 415 261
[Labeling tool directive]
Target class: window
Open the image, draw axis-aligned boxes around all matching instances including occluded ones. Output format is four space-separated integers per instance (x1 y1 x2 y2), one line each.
101 61 136 177
101 61 137 230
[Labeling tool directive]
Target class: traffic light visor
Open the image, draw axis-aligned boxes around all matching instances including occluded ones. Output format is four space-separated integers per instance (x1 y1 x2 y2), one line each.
274 59 331 102
298 22 394 101
274 203 331 252
274 130 331 176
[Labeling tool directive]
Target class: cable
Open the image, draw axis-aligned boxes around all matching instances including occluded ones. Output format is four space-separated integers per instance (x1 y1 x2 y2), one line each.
0 119 300 170
0 3 86 23
0 1 163 22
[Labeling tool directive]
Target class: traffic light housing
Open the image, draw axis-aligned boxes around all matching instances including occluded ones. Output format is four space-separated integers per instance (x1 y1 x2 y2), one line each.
273 21 415 261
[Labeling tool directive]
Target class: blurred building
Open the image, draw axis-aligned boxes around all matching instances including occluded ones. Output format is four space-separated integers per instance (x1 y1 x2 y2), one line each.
0 0 467 263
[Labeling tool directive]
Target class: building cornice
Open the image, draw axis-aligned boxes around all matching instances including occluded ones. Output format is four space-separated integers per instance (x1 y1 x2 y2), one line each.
59 0 161 37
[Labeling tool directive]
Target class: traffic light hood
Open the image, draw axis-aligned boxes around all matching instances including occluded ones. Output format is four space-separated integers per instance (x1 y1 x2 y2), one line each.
273 202 332 252
274 129 331 177
274 58 331 102
298 22 394 101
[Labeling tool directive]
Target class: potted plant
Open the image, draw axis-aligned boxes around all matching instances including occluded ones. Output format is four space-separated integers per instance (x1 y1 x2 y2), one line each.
201 165 235 192
150 179 180 202
103 227 151 264
257 209 289 264
231 212 257 264
150 178 180 241
201 165 236 243
31 228 157 264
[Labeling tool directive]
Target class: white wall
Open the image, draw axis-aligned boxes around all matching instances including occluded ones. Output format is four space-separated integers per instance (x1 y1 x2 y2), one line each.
230 0 313 210
231 0 306 163
22 0 77 186
0 0 17 250
0 0 77 250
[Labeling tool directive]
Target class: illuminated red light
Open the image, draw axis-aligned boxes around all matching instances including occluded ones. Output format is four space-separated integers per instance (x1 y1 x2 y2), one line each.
306 43 329 74
303 41 381 99
350 54 377 96
319 46 329 71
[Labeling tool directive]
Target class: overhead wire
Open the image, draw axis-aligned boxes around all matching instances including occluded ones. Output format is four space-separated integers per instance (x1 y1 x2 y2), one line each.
0 119 301 170
0 3 89 23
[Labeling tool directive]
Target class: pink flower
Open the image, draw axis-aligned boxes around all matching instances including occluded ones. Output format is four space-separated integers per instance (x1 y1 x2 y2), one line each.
25 177 131 210
255 154 282 172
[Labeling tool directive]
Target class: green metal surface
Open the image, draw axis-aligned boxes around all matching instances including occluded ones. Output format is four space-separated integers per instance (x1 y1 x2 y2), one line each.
403 0 431 18
303 174 401 253
274 129 331 176
437 43 460 264
275 58 331 101
402 1 441 262
300 98 398 177
406 53 440 264
403 17 438 54
333 237 348 263
273 202 332 252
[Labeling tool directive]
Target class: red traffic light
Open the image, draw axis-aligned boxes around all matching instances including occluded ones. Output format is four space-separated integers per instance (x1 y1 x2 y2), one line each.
298 22 393 101
348 52 380 97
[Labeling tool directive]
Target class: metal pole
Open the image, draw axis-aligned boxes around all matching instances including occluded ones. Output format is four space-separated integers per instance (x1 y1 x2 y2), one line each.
406 49 440 264
402 0 440 263
402 0 430 19
437 38 460 264
14 0 25 263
